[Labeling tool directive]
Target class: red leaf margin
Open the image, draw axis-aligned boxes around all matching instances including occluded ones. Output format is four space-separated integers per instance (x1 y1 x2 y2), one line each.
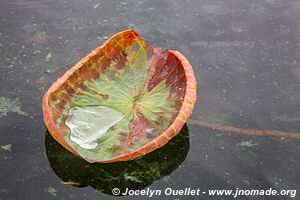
42 29 197 163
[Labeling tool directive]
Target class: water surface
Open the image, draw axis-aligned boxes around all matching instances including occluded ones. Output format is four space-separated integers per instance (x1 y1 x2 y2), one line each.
0 0 300 199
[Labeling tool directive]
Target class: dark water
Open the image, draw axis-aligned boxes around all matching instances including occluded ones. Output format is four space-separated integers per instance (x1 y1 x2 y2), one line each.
0 0 300 199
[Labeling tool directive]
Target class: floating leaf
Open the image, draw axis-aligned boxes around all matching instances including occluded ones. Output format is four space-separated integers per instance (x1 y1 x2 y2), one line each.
61 181 81 186
26 32 48 43
42 29 196 163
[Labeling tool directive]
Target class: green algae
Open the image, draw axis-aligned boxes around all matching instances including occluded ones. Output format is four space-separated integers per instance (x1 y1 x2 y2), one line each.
45 186 57 196
238 140 259 148
1 144 12 152
45 52 52 62
0 96 27 118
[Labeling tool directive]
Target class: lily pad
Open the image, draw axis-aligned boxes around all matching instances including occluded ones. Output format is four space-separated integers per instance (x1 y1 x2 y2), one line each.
42 29 196 163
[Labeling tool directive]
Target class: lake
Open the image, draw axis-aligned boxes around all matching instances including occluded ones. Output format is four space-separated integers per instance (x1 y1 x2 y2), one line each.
0 0 299 199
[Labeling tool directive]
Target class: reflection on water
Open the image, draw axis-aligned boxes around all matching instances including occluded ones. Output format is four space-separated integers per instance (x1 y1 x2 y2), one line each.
45 125 190 196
